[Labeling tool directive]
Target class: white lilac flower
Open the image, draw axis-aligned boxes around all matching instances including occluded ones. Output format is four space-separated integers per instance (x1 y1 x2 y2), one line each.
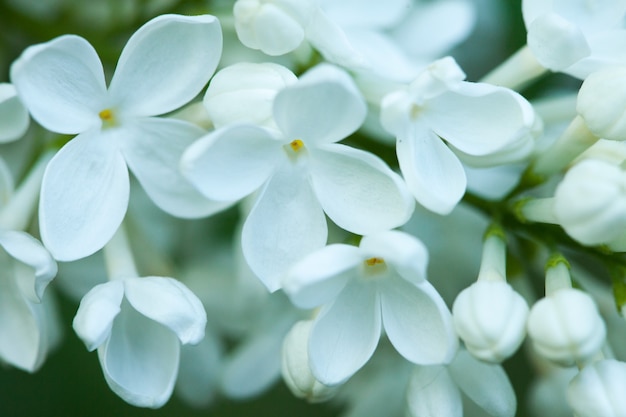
567 359 626 417
527 259 606 367
0 83 29 143
10 14 228 262
0 230 58 372
282 230 457 386
407 349 516 417
452 229 529 363
380 56 535 214
73 275 206 408
182 64 414 291
0 155 58 372
522 0 626 78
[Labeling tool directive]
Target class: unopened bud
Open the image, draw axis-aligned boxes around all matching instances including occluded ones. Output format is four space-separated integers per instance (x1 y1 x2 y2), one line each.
281 320 337 402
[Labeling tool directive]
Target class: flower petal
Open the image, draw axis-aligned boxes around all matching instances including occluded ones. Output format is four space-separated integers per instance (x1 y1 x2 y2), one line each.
39 129 129 261
282 243 361 309
121 118 231 218
273 64 366 144
108 14 222 117
0 83 30 142
426 83 535 156
380 276 457 365
407 365 463 417
310 144 414 234
448 349 517 417
0 230 57 302
242 161 327 292
98 301 180 408
181 124 282 202
10 35 105 134
0 255 46 372
397 124 466 215
309 280 381 385
124 276 206 345
72 280 124 352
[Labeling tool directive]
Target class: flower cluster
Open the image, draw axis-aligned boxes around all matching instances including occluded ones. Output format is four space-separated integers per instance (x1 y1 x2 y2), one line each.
3 0 626 416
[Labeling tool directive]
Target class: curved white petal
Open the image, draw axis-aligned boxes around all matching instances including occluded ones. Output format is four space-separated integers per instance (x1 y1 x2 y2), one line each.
407 365 462 417
0 257 46 372
10 35 105 134
319 0 410 28
359 230 428 285
0 83 30 142
0 230 57 302
282 243 361 309
98 301 180 408
273 64 366 145
567 29 626 79
109 14 222 117
397 124 466 215
124 277 206 345
381 277 457 365
181 124 281 202
121 118 231 218
426 83 535 156
39 130 129 261
242 161 327 292
448 350 517 417
72 280 124 352
309 280 380 385
310 144 414 234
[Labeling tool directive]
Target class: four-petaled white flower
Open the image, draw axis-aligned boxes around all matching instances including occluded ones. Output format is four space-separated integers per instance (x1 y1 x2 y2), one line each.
380 56 535 215
10 14 228 262
182 64 414 291
0 230 57 372
282 230 458 385
73 276 207 408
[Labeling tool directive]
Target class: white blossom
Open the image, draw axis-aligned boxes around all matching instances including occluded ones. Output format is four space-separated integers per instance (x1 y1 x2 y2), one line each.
72 276 206 408
182 64 414 290
567 359 626 417
282 230 457 386
10 14 228 261
380 57 535 214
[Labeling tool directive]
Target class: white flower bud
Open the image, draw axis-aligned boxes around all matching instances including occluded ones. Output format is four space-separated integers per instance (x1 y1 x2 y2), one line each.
527 288 606 366
203 62 297 129
452 280 529 363
577 66 626 141
567 359 626 417
233 0 316 56
281 320 338 402
553 159 626 246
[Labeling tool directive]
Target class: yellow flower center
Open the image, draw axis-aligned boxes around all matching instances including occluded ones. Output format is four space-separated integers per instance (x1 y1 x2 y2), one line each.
290 139 304 152
98 108 117 128
363 257 387 277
